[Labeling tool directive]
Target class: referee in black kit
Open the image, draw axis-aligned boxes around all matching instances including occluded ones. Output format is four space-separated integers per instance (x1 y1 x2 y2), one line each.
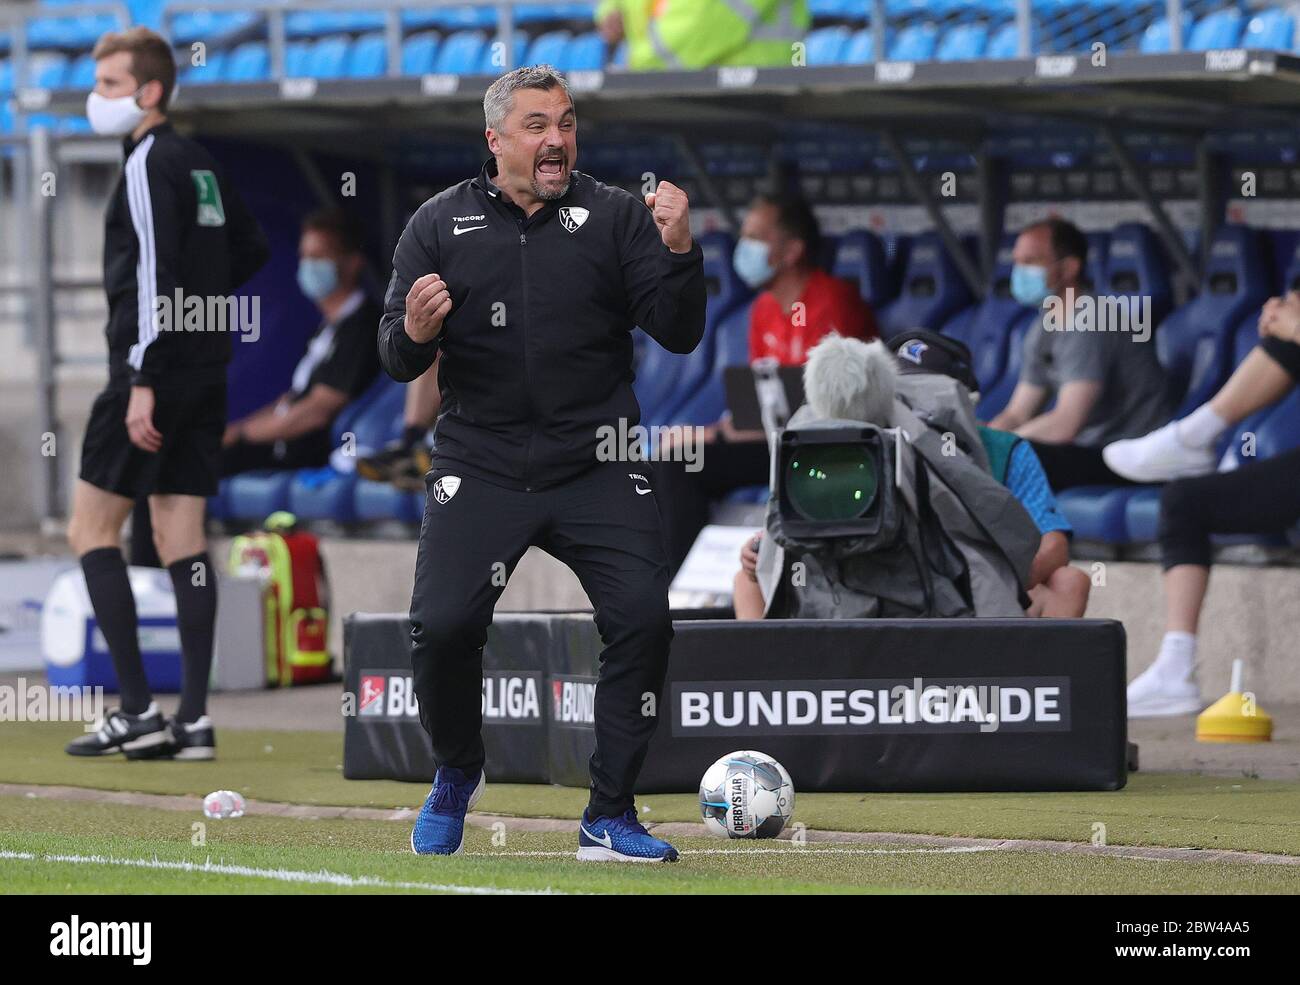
65 27 268 760
380 66 705 861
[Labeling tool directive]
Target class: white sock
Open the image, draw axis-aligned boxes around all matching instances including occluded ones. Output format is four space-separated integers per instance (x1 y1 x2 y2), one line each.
1152 631 1197 681
1174 405 1228 450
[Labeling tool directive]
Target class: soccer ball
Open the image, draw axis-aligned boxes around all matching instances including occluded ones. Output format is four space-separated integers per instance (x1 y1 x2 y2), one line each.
699 750 795 839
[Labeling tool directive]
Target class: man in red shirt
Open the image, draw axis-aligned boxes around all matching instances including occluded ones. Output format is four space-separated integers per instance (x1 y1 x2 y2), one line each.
656 193 877 573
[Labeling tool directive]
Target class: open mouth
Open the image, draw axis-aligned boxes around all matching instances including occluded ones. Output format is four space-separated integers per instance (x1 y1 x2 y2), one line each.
536 154 566 177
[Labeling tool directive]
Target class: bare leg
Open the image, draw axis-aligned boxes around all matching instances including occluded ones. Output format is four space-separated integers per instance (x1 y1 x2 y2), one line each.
1207 347 1294 425
732 571 765 621
148 493 208 566
67 479 134 554
1163 563 1210 635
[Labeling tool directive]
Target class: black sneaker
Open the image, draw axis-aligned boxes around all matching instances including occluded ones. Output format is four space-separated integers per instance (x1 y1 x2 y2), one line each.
128 715 216 761
66 703 167 757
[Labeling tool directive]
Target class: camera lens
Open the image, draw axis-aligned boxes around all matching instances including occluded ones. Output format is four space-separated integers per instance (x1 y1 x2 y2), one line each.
785 443 877 522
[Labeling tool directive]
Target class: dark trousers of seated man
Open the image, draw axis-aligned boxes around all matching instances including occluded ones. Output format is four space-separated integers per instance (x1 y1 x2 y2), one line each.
653 437 771 575
409 459 673 819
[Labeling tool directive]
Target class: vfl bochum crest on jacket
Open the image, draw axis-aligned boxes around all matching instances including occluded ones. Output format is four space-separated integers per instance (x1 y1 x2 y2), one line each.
432 475 461 504
191 170 226 227
559 206 589 233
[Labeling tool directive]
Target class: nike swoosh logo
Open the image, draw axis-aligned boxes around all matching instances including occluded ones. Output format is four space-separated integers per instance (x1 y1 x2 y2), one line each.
635 487 652 495
453 224 487 236
581 824 613 848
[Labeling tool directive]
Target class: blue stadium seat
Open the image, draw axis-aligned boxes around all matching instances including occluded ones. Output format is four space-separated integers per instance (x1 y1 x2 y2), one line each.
288 377 407 522
285 9 386 39
480 32 530 73
943 236 1023 393
401 32 442 75
26 53 69 89
985 21 1023 59
804 26 850 65
27 14 118 50
128 0 165 29
0 60 11 95
285 41 313 77
935 22 988 61
562 32 606 70
1083 230 1110 293
434 31 487 74
1156 225 1269 418
635 232 750 428
346 33 388 77
1102 222 1173 326
1187 7 1243 50
403 5 497 31
877 232 976 340
1123 486 1162 543
170 11 258 46
308 35 352 79
842 28 876 63
888 23 939 61
832 230 893 308
64 53 96 90
666 302 754 426
226 471 295 520
1138 11 1195 53
523 30 572 67
185 50 229 84
354 480 424 523
226 42 270 83
1242 9 1294 50
974 312 1035 420
1057 485 1134 543
515 3 598 24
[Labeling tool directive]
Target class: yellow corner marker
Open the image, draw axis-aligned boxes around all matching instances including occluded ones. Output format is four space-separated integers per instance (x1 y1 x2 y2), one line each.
1196 659 1272 743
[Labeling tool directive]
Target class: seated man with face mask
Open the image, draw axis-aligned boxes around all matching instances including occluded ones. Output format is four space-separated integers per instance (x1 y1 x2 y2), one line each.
733 332 1051 620
221 208 382 476
656 193 877 574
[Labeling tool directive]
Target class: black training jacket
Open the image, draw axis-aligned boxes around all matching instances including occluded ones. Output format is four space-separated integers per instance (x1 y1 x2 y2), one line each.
378 158 707 491
103 121 269 390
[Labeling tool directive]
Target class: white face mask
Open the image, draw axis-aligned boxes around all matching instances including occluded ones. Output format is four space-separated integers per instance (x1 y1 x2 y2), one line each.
85 90 147 137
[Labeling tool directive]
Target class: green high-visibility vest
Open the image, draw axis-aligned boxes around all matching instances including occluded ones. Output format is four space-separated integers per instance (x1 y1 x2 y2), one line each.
599 0 809 71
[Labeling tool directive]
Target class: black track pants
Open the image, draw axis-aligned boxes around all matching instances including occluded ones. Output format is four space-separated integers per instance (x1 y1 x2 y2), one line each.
407 459 673 819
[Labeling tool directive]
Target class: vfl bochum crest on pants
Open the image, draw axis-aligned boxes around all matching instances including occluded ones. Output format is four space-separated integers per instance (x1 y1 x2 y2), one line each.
559 206 589 233
432 475 461 504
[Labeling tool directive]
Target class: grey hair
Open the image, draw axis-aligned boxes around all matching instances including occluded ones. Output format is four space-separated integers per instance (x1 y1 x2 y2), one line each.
803 334 898 426
483 64 572 132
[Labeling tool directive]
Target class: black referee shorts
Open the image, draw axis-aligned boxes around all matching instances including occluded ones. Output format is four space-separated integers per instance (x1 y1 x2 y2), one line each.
78 381 226 499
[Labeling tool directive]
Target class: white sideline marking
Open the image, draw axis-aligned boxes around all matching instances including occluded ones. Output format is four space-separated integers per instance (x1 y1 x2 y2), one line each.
0 849 564 895
467 846 998 858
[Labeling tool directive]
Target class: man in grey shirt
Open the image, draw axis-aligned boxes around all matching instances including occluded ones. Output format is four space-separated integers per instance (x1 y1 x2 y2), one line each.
989 217 1174 489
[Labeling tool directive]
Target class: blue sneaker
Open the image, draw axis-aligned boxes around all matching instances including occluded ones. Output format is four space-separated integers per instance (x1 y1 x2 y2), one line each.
577 808 679 863
410 766 485 856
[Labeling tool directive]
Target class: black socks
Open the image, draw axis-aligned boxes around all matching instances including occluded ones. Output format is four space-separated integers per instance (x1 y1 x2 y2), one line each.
168 551 218 724
80 547 151 715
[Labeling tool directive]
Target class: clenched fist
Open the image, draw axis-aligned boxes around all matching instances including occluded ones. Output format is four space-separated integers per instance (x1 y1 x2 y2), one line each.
644 180 693 254
405 272 453 344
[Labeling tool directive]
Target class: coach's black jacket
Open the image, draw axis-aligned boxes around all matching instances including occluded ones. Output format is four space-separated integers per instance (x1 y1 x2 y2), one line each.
378 158 706 491
104 121 269 390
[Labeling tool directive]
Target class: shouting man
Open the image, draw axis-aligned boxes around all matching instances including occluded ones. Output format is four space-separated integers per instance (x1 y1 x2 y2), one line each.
378 66 706 862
